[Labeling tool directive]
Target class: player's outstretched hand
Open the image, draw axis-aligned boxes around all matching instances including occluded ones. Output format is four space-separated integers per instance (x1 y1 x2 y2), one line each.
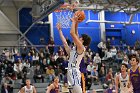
56 23 62 31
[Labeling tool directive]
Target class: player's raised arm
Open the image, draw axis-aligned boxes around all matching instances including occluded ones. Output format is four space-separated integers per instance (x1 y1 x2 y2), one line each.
56 23 71 55
70 15 84 54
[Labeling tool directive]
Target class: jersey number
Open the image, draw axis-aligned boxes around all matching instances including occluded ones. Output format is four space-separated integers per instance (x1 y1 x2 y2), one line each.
71 61 77 67
123 83 126 87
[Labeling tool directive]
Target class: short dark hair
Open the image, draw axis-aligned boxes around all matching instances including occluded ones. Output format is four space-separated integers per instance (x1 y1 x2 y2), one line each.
81 34 91 46
26 78 30 81
130 54 139 63
121 63 128 69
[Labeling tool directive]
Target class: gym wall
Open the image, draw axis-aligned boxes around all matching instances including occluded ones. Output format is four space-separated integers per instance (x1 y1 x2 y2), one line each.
19 8 140 52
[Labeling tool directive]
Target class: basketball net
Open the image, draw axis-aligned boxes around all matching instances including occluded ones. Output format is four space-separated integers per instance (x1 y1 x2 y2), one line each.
54 0 80 28
55 10 73 28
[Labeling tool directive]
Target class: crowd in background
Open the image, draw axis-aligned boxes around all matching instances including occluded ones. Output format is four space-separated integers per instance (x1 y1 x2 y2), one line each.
0 37 140 93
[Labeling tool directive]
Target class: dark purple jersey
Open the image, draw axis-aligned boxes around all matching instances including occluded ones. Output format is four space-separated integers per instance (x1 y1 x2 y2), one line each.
80 59 87 73
50 85 59 93
130 67 140 93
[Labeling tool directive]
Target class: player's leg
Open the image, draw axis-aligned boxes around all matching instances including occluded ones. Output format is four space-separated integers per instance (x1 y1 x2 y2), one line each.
67 69 74 86
73 85 82 93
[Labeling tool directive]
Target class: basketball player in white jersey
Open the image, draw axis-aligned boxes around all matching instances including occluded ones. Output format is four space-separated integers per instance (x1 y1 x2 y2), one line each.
115 63 133 93
56 14 91 93
20 78 36 93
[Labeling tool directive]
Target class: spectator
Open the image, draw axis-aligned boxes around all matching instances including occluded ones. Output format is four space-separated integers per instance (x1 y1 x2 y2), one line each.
56 55 64 68
99 66 106 84
41 58 48 73
93 53 101 67
57 46 64 56
23 59 30 68
87 62 94 75
14 53 22 62
5 63 15 78
33 65 44 83
50 55 58 69
39 52 44 64
7 52 14 63
106 69 114 84
30 47 36 56
97 40 106 58
55 66 63 82
21 47 28 60
46 66 55 82
48 37 55 55
122 56 129 65
115 51 123 64
25 52 33 66
23 59 30 73
54 53 59 61
22 66 28 84
103 49 112 60
86 75 92 91
14 60 23 79
0 52 6 62
1 74 14 93
106 38 111 50
110 46 117 58
135 39 140 49
44 46 50 58
12 47 18 56
0 62 5 83
1 83 11 93
91 67 99 84
131 47 136 54
124 46 131 55
32 52 39 66
93 62 98 71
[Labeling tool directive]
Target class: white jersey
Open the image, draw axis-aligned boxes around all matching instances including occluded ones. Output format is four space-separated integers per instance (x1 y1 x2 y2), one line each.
67 46 85 87
24 85 34 93
119 73 129 93
68 46 85 69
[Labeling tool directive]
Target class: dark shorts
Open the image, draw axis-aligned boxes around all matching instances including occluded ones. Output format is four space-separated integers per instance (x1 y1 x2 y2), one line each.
133 89 140 93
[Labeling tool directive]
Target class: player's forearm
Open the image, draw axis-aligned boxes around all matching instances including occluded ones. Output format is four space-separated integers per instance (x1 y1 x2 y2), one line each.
58 30 68 45
70 22 76 36
75 22 79 37
115 86 118 93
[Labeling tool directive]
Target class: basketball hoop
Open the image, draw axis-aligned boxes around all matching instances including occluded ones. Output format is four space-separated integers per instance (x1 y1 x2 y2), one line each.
54 3 74 28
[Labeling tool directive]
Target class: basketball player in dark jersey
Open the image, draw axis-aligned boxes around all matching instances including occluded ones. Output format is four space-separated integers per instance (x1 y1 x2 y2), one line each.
46 76 59 93
128 55 140 93
80 58 87 93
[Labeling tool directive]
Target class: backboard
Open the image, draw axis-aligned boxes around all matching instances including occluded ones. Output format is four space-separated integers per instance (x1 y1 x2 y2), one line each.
32 0 64 22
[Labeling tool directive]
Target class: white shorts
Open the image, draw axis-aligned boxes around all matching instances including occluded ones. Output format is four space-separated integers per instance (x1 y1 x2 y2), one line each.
67 68 82 93
67 68 81 86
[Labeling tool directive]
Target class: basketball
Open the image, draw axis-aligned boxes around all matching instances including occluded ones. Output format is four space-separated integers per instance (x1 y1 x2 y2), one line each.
74 10 85 22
